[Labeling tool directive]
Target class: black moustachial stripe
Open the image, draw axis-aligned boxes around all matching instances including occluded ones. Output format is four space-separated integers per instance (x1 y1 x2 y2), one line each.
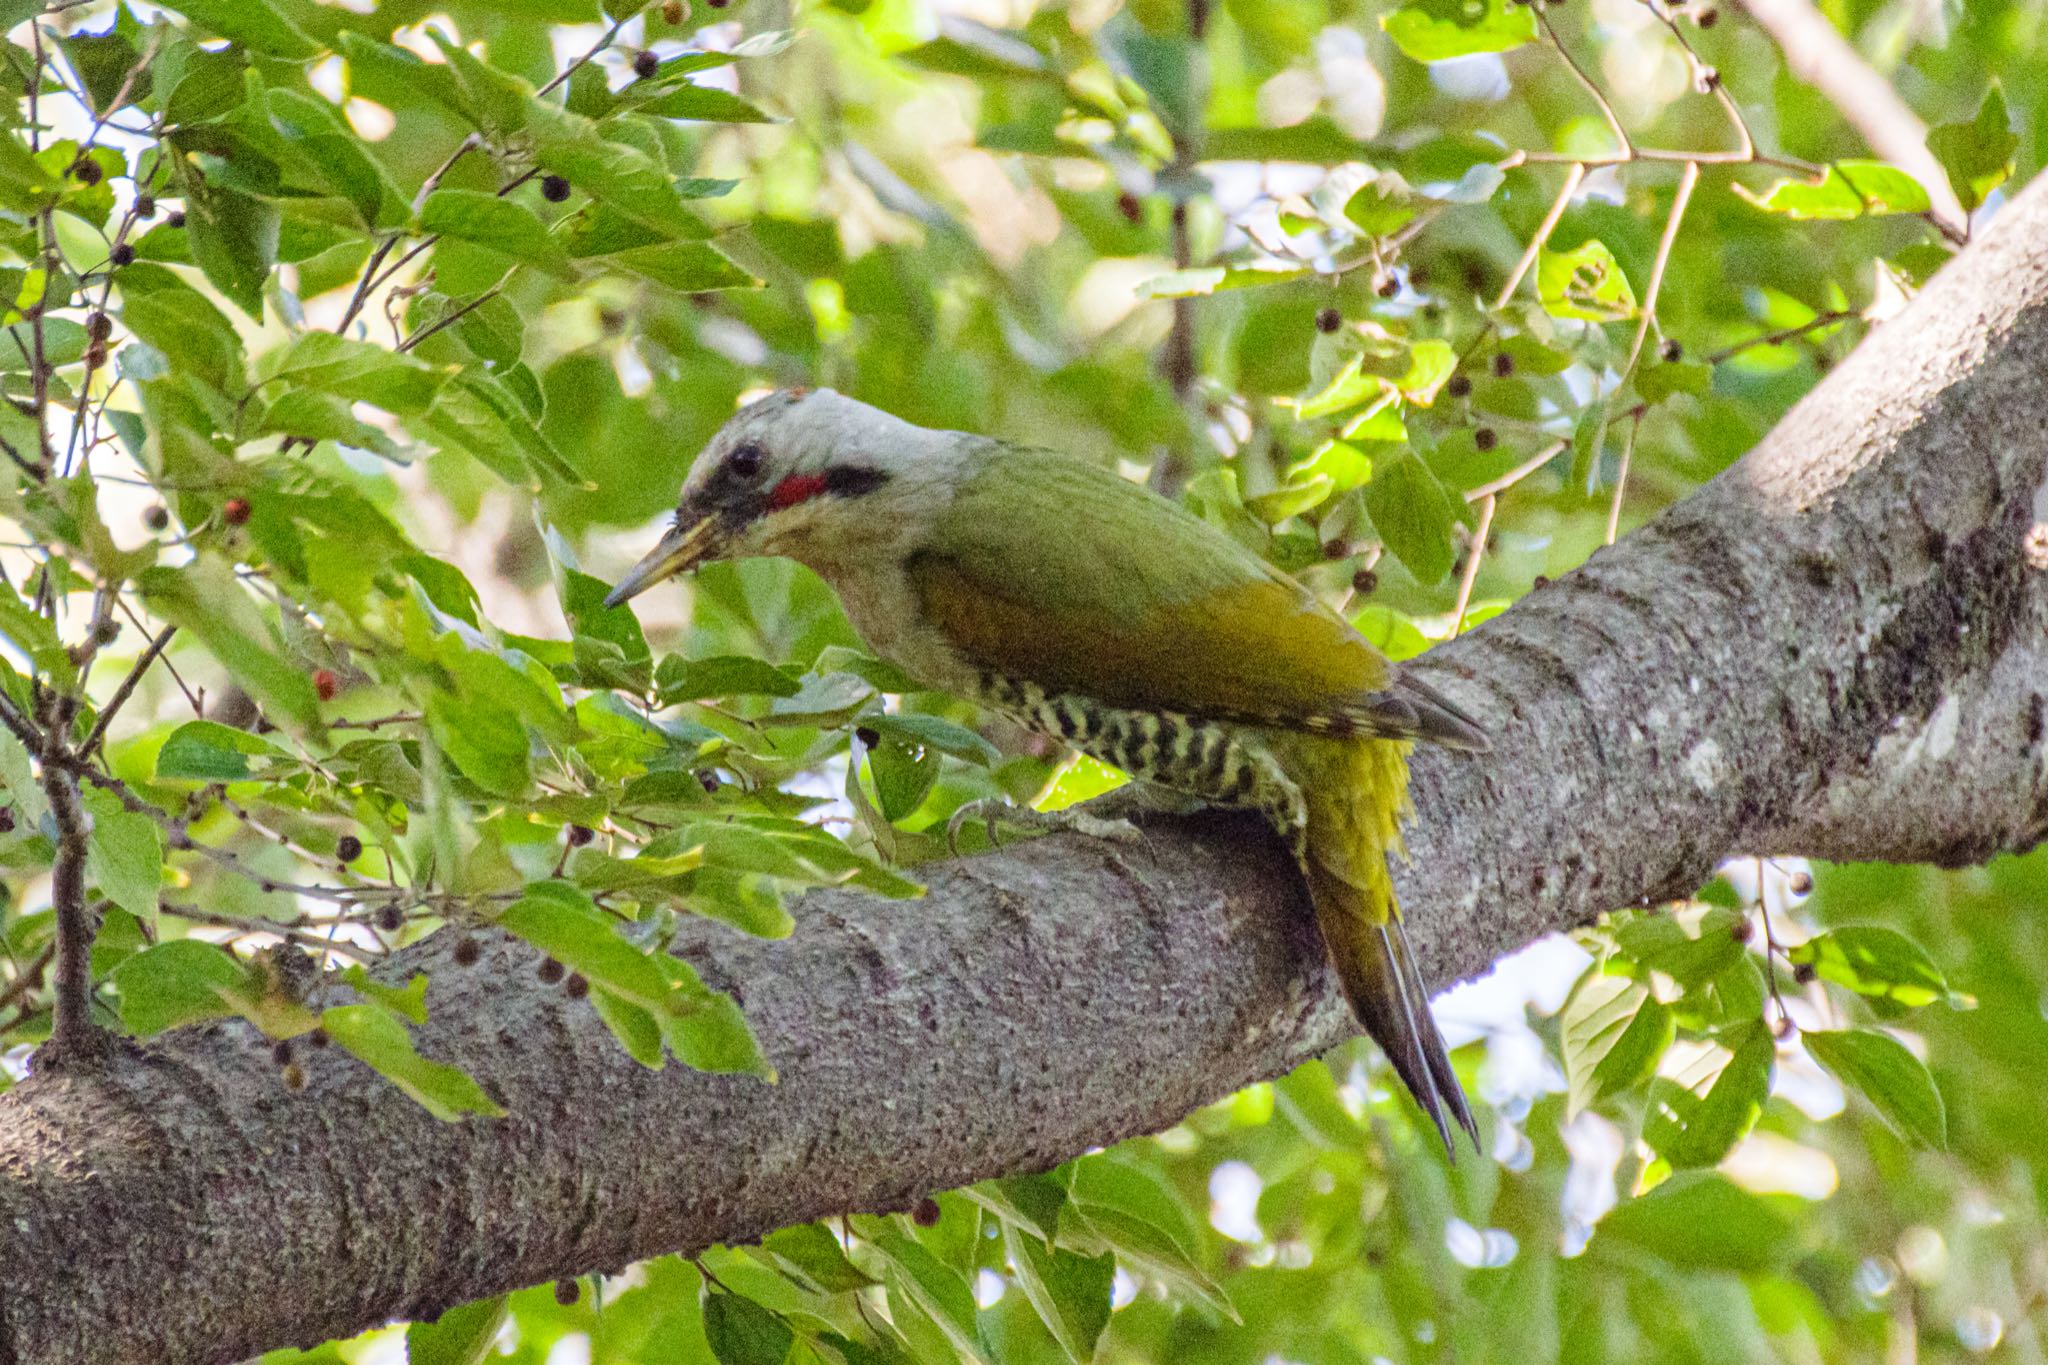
826 465 888 498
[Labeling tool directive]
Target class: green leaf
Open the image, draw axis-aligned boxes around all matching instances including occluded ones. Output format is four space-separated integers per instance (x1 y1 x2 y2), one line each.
864 730 941 822
112 939 249 1035
864 713 1000 766
320 1004 506 1121
637 84 777 123
155 719 290 782
180 181 279 320
1595 1173 1794 1273
498 880 681 1016
256 332 447 413
140 559 323 734
869 1232 993 1365
1786 926 1958 1008
59 30 153 117
419 190 575 279
1613 907 1747 987
1004 1224 1114 1364
609 241 760 293
587 985 665 1068
172 0 319 57
406 1295 510 1365
759 1224 877 1295
0 129 65 214
1363 448 1458 584
1804 1028 1948 1148
1560 972 1674 1117
1343 177 1417 237
1538 240 1637 323
1382 0 1537 62
339 965 429 1025
1735 161 1931 221
83 789 162 923
701 1288 793 1365
119 281 245 394
0 728 48 828
656 654 801 703
526 100 693 235
0 577 76 687
1636 358 1712 403
1927 85 2017 213
1643 1021 1773 1169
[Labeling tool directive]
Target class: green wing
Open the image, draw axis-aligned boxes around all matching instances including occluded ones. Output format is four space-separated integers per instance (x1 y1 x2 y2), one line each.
911 445 1485 748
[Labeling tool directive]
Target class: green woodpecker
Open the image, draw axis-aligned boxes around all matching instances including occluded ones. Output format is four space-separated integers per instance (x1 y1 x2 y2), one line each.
607 389 1490 1148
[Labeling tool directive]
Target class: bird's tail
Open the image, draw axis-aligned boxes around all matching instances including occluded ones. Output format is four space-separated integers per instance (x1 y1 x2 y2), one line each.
1290 737 1477 1154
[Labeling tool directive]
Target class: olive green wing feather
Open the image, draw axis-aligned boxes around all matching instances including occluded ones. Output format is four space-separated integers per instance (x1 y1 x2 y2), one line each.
913 446 1485 749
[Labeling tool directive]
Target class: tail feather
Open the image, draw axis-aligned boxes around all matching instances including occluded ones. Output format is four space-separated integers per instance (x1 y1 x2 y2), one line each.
1305 859 1476 1154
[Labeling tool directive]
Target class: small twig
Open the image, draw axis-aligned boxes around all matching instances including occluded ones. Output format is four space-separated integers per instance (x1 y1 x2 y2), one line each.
1605 408 1643 546
0 942 54 1012
80 624 177 756
1451 494 1497 638
1619 159 1701 384
1494 162 1586 310
1464 439 1569 502
398 277 511 353
1538 8 1630 159
1705 309 1858 364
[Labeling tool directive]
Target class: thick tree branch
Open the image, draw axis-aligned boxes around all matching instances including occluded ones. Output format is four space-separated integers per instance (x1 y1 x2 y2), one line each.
2 171 2046 1365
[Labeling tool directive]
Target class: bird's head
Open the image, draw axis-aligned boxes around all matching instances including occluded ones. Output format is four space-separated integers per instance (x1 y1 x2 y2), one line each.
604 387 954 608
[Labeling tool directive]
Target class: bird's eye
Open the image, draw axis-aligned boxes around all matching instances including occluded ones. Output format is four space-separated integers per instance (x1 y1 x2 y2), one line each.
725 442 765 480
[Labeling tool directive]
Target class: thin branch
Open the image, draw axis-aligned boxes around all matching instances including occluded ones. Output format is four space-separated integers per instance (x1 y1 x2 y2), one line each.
1605 407 1642 546
1464 439 1568 502
37 717 106 1064
1494 161 1586 311
1538 7 1630 158
80 624 176 756
1705 309 1858 364
1450 493 1496 637
1620 158 1701 383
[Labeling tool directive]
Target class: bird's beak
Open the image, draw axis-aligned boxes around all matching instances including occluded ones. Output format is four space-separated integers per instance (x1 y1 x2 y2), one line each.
603 513 722 608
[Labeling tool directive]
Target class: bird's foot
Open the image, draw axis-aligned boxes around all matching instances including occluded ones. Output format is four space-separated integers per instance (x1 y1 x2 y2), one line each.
944 798 1142 856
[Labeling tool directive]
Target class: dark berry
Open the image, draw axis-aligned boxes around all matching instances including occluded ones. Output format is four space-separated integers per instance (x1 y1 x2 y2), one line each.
313 668 339 702
1532 574 1550 588
663 0 686 21
855 726 881 749
1474 427 1498 452
565 973 588 999
0 807 14 834
336 834 363 863
696 769 721 794
1314 307 1342 334
1115 191 1142 223
222 497 251 526
1351 568 1378 595
281 1062 306 1091
92 619 120 646
108 242 134 267
1659 338 1683 363
1788 870 1814 896
706 0 729 8
912 1196 942 1227
566 824 595 847
1492 352 1514 378
134 194 155 218
1793 962 1817 984
143 505 169 531
1697 5 1719 25
166 209 185 228
541 174 572 203
1447 373 1472 398
308 1026 329 1048
554 1279 580 1306
634 49 660 80
85 311 112 342
376 904 403 933
538 957 566 984
1731 918 1754 943
272 1038 294 1065
1321 539 1351 561
452 936 482 967
69 157 101 185
1374 273 1399 299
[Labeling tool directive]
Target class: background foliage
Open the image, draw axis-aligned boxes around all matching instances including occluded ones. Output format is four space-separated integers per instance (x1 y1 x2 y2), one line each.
0 0 2042 1360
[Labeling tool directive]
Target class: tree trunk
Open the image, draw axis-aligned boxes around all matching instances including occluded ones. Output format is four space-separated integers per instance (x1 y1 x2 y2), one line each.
2 172 2045 1365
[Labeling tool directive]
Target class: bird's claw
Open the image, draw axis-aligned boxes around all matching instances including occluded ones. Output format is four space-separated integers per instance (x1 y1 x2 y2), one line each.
944 799 1141 855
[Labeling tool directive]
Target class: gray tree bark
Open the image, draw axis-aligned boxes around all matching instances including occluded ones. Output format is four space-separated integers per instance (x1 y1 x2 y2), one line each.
2 169 2045 1365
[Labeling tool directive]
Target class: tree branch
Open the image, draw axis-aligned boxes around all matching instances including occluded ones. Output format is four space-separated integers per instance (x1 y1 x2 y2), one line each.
1736 0 1970 238
2 168 2047 1365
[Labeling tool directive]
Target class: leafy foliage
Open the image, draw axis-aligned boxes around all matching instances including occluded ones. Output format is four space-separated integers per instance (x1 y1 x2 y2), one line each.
0 0 2037 1362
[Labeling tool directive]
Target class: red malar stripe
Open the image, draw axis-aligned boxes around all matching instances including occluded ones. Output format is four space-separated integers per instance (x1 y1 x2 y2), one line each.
768 473 830 510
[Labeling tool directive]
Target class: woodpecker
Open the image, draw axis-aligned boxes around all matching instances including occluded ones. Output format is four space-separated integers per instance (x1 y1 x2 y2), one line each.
607 388 1490 1149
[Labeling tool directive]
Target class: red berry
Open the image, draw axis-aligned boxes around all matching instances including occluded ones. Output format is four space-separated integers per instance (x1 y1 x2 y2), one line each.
1115 192 1142 223
222 497 251 526
313 668 338 701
